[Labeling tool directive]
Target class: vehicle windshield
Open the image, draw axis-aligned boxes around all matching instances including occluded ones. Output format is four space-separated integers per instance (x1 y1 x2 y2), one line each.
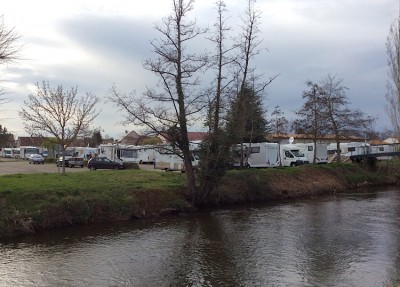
291 150 304 157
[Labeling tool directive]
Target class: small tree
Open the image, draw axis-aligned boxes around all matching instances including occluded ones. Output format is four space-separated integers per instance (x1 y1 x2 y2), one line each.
270 105 288 166
89 128 103 147
0 124 14 147
19 81 100 174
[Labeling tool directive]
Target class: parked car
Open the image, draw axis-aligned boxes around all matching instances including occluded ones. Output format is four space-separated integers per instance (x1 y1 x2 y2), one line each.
56 157 69 167
67 157 85 168
87 157 124 170
28 154 45 164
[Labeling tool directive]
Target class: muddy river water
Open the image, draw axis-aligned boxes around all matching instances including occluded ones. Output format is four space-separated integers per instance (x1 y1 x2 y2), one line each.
1 187 400 286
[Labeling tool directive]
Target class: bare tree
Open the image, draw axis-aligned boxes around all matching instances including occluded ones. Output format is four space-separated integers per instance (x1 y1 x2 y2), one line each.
19 81 100 174
0 16 20 65
385 13 400 140
270 105 288 166
292 81 328 163
198 0 235 202
0 16 21 108
320 74 374 163
109 0 208 203
227 0 277 167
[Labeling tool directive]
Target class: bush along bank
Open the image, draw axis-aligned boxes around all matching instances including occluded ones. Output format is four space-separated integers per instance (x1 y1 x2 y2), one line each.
0 162 398 238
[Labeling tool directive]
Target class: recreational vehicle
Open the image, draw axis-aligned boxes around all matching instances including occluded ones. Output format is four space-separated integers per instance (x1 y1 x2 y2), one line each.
20 146 41 160
98 144 156 164
234 142 280 168
296 143 328 164
327 142 370 157
279 144 309 167
154 145 199 172
3 148 13 158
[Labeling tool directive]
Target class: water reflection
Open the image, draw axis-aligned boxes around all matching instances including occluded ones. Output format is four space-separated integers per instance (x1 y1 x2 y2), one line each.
1 188 400 286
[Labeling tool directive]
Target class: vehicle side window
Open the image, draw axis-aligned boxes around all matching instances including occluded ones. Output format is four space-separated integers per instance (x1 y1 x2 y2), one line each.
250 147 260 154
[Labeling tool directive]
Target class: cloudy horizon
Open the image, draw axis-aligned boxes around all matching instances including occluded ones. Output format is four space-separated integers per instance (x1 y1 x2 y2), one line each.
1 0 398 139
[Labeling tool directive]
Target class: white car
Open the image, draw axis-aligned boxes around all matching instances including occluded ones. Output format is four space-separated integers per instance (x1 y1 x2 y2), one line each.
28 154 45 164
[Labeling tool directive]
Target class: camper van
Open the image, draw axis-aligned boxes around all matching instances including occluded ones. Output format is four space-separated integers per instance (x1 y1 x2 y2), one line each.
154 145 199 172
279 144 309 167
234 142 280 168
20 146 41 160
296 143 328 164
98 144 156 164
327 142 370 157
3 148 13 158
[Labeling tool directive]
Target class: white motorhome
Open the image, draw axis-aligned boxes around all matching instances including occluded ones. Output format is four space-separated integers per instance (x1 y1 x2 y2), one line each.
98 144 156 164
279 144 309 167
74 147 98 160
12 148 20 159
327 142 370 157
154 144 199 172
296 143 328 164
234 142 280 168
3 148 13 158
20 146 41 160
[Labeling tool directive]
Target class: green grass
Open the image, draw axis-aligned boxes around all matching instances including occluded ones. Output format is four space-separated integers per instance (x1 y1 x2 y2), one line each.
0 170 189 236
0 169 186 193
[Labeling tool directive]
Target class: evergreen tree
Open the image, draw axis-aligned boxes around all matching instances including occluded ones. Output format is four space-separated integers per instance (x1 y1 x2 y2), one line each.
225 83 268 145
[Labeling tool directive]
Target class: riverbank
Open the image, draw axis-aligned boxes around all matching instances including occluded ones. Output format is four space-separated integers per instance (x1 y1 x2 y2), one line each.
0 162 398 238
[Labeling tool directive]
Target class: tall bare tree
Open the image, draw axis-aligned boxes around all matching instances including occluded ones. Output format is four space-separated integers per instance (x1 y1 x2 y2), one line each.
227 0 277 167
109 0 208 203
320 74 374 163
198 0 234 202
19 81 100 174
385 12 400 140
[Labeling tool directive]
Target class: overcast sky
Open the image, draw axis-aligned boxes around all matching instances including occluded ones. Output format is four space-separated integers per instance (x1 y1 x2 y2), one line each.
1 0 398 139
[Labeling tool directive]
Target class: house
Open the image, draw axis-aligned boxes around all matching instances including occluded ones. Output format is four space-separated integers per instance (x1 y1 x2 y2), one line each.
17 136 47 147
119 130 142 145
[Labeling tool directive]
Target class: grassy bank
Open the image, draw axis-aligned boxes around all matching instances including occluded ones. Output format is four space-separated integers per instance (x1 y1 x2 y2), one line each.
0 162 398 238
0 170 192 237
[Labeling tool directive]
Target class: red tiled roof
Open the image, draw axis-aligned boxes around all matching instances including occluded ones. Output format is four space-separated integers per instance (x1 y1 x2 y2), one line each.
188 132 207 141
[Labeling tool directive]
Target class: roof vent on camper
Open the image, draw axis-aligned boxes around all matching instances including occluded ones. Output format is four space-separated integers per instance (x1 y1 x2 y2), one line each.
289 137 294 144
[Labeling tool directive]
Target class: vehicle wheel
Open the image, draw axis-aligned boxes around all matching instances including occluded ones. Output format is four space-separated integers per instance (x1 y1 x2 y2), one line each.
290 162 296 167
69 164 74 168
29 161 31 164
80 165 84 168
90 166 96 171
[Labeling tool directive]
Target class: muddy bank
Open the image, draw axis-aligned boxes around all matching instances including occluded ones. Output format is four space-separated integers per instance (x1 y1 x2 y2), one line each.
207 164 398 205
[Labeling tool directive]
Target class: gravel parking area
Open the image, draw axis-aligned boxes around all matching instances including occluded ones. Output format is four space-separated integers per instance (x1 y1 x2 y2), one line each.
0 158 162 175
0 159 89 175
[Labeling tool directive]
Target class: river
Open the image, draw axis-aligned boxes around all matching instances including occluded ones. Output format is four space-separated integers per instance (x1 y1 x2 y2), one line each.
1 187 400 287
